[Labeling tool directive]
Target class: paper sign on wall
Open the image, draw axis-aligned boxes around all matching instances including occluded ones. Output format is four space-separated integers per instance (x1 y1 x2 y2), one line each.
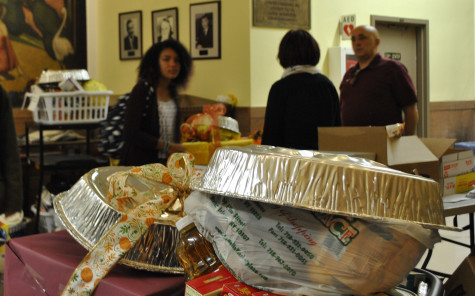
340 15 356 40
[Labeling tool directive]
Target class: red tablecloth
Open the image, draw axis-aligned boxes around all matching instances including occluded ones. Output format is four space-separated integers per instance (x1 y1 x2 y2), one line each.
5 230 185 296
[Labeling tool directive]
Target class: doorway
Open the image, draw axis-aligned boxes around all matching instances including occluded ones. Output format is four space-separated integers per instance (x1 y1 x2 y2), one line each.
371 16 429 137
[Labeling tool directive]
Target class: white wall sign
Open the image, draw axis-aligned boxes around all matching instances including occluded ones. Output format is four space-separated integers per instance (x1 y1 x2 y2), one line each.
340 15 356 40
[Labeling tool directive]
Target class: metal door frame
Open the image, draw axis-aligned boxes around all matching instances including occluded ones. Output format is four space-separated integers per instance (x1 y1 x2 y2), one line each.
371 15 429 137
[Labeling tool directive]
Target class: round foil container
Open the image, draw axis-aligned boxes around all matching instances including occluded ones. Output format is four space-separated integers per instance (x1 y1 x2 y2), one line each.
218 116 239 134
54 166 183 273
38 69 90 84
192 145 453 230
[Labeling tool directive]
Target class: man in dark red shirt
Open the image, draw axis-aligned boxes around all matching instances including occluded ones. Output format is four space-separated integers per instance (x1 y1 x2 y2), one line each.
340 25 419 135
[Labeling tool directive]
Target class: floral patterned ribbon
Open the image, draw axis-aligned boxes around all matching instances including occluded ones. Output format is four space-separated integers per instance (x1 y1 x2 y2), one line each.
62 153 195 296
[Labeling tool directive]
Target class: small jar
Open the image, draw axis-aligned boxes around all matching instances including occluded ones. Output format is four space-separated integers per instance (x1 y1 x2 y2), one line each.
175 215 224 281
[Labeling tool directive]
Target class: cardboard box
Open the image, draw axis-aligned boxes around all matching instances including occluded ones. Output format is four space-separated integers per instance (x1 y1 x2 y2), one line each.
441 172 475 196
185 269 237 296
441 148 474 178
442 157 474 178
318 127 456 181
221 282 259 296
444 255 475 296
442 149 474 163
183 139 253 165
183 142 211 165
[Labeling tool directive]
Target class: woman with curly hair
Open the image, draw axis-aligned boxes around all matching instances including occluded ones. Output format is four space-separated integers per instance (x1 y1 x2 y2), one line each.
120 39 192 165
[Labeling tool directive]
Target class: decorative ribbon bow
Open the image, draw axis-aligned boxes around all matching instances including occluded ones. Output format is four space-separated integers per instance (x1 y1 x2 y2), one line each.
62 153 196 296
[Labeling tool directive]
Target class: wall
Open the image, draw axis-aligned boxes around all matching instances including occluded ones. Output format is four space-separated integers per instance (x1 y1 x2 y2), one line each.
87 0 251 105
250 0 475 107
430 101 475 141
88 1 475 137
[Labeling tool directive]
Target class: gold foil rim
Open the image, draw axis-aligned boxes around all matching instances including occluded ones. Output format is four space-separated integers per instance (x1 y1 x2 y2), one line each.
192 145 450 230
53 166 184 273
218 116 240 133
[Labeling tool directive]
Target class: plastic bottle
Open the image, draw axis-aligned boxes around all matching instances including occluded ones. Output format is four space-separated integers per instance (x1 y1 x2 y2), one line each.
175 215 224 281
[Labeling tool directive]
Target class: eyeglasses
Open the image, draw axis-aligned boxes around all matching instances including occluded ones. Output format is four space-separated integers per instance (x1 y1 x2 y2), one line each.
349 69 361 85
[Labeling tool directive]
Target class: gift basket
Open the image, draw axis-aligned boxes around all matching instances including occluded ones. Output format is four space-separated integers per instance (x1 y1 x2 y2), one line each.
181 102 252 164
24 69 112 125
182 145 451 295
55 146 451 295
54 165 187 273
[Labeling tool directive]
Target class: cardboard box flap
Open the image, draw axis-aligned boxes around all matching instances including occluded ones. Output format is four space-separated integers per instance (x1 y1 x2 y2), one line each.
319 127 388 164
420 138 456 159
387 136 438 166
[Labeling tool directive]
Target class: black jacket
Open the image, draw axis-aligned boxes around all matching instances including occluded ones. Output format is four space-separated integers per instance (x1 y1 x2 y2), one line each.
0 86 23 213
119 80 181 166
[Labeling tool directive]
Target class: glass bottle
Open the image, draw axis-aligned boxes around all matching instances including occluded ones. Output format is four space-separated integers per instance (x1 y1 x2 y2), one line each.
175 215 224 281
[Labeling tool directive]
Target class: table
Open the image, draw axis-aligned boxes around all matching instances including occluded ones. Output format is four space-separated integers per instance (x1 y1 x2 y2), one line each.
4 230 185 296
420 193 475 277
442 193 475 249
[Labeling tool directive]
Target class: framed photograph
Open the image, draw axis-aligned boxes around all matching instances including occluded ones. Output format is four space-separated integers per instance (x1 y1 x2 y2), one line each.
152 8 178 44
190 1 221 59
253 0 310 29
119 11 143 60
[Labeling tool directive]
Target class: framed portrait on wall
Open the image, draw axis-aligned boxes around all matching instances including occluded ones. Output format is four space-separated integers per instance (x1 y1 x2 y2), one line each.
119 11 142 60
152 8 178 44
190 1 221 59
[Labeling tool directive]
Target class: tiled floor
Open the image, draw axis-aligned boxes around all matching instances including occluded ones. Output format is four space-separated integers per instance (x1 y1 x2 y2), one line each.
416 213 471 278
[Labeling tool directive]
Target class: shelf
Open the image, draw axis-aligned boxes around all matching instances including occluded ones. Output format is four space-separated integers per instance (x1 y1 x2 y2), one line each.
23 121 106 233
19 139 99 149
28 153 108 169
25 121 102 130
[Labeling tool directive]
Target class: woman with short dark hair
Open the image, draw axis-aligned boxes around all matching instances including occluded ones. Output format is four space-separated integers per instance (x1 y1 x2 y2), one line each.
120 39 192 165
261 30 341 150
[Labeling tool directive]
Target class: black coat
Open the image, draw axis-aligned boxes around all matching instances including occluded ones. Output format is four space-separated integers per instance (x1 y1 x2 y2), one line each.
119 80 181 166
0 86 23 213
261 73 341 150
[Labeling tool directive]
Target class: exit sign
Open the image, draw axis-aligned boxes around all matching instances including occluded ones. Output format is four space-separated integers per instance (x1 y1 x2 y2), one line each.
384 52 402 61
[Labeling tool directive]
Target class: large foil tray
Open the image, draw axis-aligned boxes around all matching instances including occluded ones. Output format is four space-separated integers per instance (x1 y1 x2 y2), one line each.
54 166 183 273
38 69 90 84
192 145 449 230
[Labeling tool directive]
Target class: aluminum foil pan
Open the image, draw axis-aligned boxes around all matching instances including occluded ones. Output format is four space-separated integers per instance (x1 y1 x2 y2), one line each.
54 166 183 273
218 116 239 133
38 69 90 84
192 145 451 230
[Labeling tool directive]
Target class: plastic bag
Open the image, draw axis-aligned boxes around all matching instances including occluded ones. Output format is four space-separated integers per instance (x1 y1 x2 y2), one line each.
184 191 440 296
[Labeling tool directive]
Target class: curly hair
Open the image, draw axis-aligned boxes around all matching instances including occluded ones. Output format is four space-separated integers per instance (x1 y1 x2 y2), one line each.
138 39 192 97
278 30 320 68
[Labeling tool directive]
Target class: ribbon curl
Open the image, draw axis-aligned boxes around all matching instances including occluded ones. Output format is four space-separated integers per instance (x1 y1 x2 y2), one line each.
62 153 195 296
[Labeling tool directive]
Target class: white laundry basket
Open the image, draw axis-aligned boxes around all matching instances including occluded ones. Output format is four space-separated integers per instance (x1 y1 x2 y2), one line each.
26 90 112 124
